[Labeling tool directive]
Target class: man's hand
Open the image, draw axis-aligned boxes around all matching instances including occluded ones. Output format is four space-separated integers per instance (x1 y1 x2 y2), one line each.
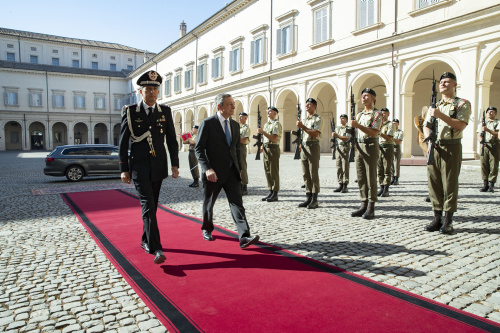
259 147 263 153
257 128 264 134
428 107 442 119
296 120 304 128
206 168 217 182
171 166 179 178
121 172 131 184
332 132 338 138
349 120 358 128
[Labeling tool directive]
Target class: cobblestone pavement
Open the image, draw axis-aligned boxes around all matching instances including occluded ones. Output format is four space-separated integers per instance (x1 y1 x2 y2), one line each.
0 150 499 332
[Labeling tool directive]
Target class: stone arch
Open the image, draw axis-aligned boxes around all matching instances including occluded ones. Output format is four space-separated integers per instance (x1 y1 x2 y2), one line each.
4 121 23 150
52 122 68 147
477 44 500 109
401 58 455 156
350 70 390 109
307 80 339 153
185 109 194 132
248 94 269 154
93 123 108 144
113 123 121 146
234 99 244 119
28 121 46 150
74 122 89 145
174 111 183 150
197 106 208 124
275 88 299 153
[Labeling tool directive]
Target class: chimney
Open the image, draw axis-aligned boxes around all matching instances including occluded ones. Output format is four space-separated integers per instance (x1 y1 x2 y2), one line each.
180 21 187 38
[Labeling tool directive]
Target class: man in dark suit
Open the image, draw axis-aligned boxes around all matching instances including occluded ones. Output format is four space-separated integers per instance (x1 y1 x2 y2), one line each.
119 70 179 264
195 93 260 248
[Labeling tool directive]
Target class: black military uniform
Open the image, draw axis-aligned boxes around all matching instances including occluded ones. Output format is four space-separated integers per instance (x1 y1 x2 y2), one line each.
119 70 179 264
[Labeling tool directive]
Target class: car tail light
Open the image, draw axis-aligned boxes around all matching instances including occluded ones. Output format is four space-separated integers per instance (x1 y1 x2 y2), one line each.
46 157 55 163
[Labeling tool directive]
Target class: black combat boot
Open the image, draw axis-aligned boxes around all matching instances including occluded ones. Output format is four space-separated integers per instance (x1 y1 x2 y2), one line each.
425 196 431 202
334 183 343 192
298 193 312 208
189 179 199 187
262 190 273 201
362 202 375 219
424 210 443 232
480 180 489 192
381 185 390 197
440 211 454 235
390 177 395 185
393 177 399 185
301 184 306 188
307 193 318 209
242 184 248 195
267 191 278 202
377 185 385 197
341 183 348 193
351 201 368 217
488 182 495 193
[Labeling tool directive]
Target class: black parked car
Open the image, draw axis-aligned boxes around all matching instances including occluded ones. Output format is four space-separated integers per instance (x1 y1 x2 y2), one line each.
44 144 120 181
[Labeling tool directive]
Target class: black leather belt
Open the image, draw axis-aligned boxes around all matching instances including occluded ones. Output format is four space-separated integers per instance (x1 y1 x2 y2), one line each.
436 139 461 145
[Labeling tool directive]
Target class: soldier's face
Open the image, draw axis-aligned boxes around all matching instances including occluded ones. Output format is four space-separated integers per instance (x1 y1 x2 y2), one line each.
267 109 277 119
305 102 316 114
192 128 198 134
382 111 389 120
218 97 235 118
140 86 159 106
361 93 375 107
439 78 457 95
487 110 497 119
239 115 247 124
340 117 347 125
393 122 399 130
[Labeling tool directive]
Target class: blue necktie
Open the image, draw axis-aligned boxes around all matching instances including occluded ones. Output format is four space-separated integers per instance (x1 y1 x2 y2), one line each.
224 119 231 146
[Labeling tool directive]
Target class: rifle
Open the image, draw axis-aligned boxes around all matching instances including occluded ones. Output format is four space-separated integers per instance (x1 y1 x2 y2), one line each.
347 88 356 163
291 99 302 160
252 105 263 160
424 71 437 165
480 109 486 157
330 114 337 160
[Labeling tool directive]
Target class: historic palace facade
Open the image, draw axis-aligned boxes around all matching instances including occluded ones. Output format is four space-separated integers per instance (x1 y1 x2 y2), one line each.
2 0 500 158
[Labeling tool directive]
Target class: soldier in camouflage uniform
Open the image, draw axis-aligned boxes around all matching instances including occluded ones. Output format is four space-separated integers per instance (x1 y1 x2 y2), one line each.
349 88 383 219
391 119 404 185
186 125 200 187
297 98 324 209
477 106 499 193
258 106 282 202
377 108 394 197
424 72 471 235
239 112 250 195
332 114 351 193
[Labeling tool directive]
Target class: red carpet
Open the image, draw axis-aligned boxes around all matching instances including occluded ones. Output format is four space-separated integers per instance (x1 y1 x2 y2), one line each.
62 190 499 333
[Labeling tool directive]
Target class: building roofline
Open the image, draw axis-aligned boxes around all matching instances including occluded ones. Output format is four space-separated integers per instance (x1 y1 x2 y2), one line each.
0 27 151 54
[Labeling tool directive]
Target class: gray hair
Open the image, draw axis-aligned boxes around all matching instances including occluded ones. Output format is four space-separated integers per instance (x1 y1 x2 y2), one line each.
215 93 232 107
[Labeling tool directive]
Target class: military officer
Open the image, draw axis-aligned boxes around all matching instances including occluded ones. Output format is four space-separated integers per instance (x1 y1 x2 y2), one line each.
186 125 200 187
477 106 499 192
350 88 383 219
297 98 324 209
119 70 179 264
332 114 351 193
391 119 404 185
423 72 471 235
239 112 250 195
258 106 282 202
377 108 394 197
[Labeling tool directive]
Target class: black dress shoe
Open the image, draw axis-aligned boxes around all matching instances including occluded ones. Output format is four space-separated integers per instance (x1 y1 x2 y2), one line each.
240 235 260 249
202 230 214 241
140 242 150 253
154 250 166 264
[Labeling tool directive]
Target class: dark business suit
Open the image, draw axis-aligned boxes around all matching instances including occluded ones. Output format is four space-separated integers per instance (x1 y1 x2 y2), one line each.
119 102 179 253
195 113 251 239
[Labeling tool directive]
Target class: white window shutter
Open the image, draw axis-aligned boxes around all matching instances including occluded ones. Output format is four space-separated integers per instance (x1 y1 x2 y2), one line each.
212 58 216 78
250 41 255 65
276 28 282 56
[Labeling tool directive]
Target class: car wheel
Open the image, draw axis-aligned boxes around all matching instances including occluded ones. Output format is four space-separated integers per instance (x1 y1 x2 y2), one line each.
66 165 84 182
